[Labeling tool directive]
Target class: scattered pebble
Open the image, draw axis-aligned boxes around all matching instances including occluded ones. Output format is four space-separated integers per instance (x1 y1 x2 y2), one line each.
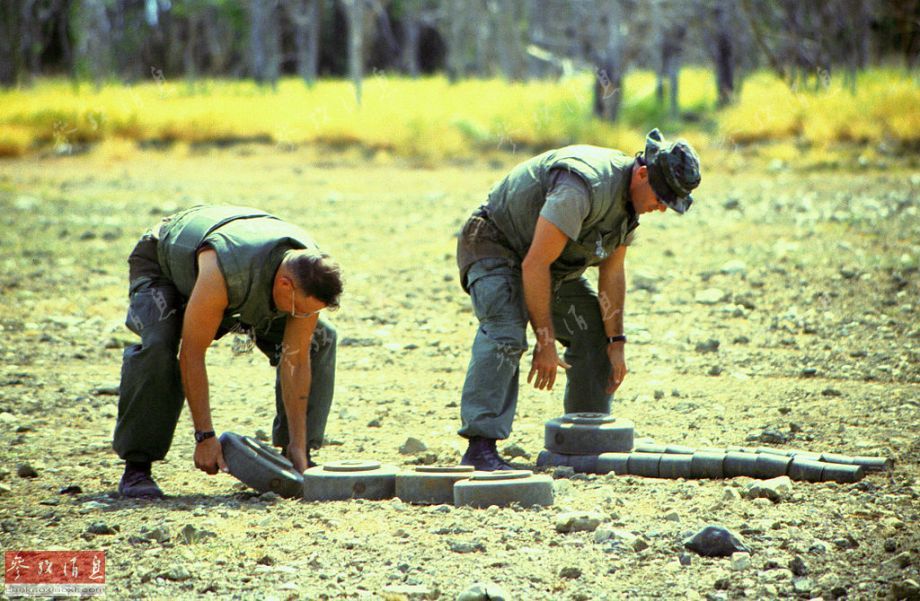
86 521 117 535
503 443 530 459
448 539 485 554
456 582 509 601
399 437 428 454
555 511 603 533
731 552 751 571
16 464 38 478
559 566 582 579
695 339 720 353
744 476 793 503
683 525 750 557
790 555 807 576
695 288 727 305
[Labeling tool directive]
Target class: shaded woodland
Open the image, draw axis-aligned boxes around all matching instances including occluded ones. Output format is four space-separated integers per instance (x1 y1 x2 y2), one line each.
1 0 917 119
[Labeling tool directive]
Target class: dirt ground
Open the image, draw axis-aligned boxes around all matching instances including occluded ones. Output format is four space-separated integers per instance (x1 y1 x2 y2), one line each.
0 146 918 600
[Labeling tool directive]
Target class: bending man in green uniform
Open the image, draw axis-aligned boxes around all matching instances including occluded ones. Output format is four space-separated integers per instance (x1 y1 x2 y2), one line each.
456 129 701 470
113 205 343 498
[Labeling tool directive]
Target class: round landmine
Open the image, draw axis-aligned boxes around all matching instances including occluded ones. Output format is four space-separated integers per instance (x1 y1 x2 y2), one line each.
659 454 694 479
723 452 759 478
627 453 662 478
544 413 634 455
755 447 791 457
690 452 726 479
596 453 630 475
220 432 303 498
788 458 825 482
536 451 600 474
753 454 792 478
395 466 474 505
821 463 864 483
454 470 553 508
788 450 822 462
302 460 398 502
633 442 668 454
850 456 892 471
664 444 696 455
819 453 853 465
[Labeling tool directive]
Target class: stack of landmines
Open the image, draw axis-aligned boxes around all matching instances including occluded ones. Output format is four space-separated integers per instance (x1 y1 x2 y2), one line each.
535 414 892 484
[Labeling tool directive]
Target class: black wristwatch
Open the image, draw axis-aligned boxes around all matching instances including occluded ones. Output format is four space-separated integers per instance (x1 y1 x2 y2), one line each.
194 430 216 444
606 335 627 345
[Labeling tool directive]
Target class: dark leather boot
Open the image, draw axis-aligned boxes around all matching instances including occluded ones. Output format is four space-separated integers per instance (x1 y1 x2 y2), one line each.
460 436 514 471
118 461 165 499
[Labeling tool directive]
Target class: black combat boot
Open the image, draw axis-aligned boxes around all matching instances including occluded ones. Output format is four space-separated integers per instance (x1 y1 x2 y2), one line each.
460 436 514 471
118 461 165 499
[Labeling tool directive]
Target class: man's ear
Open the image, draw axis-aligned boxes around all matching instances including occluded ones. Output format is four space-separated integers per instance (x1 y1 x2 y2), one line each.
637 164 648 181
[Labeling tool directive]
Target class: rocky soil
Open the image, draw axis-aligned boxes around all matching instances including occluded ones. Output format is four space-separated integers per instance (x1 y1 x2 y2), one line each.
0 147 918 600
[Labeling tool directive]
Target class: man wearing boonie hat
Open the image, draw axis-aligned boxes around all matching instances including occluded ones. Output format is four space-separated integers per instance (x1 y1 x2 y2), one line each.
455 128 701 470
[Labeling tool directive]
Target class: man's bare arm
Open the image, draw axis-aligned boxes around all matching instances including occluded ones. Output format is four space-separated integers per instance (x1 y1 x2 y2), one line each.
521 217 571 390
598 244 628 393
179 249 229 474
279 313 316 473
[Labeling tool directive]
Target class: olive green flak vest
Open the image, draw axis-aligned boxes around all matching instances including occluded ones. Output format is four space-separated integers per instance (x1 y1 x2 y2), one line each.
486 145 637 282
157 205 319 333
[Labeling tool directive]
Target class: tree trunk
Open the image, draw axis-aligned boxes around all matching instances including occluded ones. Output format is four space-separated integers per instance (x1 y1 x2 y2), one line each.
445 0 466 81
184 13 198 89
713 0 735 107
248 0 280 89
74 0 112 90
285 0 321 85
0 1 22 86
593 0 623 122
342 0 363 104
400 0 420 77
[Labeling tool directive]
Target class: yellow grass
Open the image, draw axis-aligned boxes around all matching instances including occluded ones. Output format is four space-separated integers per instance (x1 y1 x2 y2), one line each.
0 69 916 160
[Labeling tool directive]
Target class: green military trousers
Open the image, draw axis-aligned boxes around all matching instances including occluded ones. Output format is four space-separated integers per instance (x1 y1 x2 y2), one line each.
112 236 337 463
458 257 612 440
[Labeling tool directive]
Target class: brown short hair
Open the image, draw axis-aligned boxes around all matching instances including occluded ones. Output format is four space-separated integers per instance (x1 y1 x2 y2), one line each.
287 252 343 309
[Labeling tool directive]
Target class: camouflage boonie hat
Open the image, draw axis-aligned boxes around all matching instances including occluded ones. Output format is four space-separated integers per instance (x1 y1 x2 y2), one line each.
644 128 701 214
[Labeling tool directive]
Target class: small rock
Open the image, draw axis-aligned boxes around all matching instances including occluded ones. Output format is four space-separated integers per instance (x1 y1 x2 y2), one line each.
559 566 582 579
555 511 603 533
0 483 11 496
744 476 793 503
683 525 750 557
366 418 382 428
731 552 751 571
663 511 680 522
161 566 193 582
801 367 818 377
792 576 815 595
695 288 727 305
821 388 842 397
654 390 665 400
552 466 576 479
178 524 216 544
0 467 10 481
808 541 830 555
884 539 898 553
789 555 807 576
720 260 747 275
632 538 649 552
59 485 82 495
141 526 170 543
399 437 428 455
92 385 120 396
678 553 692 566
833 535 858 550
86 522 117 535
16 464 38 478
695 339 720 353
722 488 741 501
448 539 485 554
259 491 281 503
758 429 788 444
891 579 920 601
503 443 530 460
256 555 274 566
382 584 435 600
456 582 509 601
885 551 912 570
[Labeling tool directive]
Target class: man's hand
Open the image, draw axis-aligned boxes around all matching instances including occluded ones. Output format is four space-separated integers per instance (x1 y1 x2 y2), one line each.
606 343 628 393
286 444 309 474
528 339 571 390
193 437 229 475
